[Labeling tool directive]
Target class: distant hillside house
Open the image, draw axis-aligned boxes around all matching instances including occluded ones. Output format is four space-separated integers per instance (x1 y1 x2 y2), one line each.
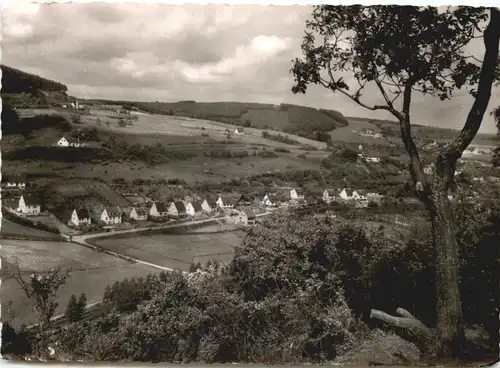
5 173 27 189
71 208 91 227
353 190 369 208
236 209 256 226
57 137 70 147
234 128 244 135
57 136 83 148
339 188 354 201
129 207 147 221
366 157 380 163
262 194 275 208
322 189 336 204
18 193 41 215
201 198 216 213
424 163 435 175
149 201 168 218
290 188 305 202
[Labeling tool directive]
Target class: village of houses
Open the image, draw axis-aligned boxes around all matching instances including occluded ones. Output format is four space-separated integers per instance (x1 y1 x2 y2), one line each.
2 171 394 237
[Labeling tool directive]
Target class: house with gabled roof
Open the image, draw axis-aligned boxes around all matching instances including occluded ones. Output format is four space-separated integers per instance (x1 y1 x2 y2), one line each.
105 207 122 224
322 189 336 204
188 201 203 217
236 193 254 207
290 188 305 201
216 195 235 209
18 193 41 215
236 209 256 226
70 208 92 227
168 201 187 217
339 188 354 201
149 201 168 218
129 207 147 221
201 198 216 213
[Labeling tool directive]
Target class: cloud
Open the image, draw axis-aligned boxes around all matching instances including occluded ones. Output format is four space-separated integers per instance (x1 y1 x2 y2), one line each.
2 3 499 134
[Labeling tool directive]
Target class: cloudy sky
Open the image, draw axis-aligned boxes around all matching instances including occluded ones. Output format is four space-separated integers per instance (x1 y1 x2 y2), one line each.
2 2 500 133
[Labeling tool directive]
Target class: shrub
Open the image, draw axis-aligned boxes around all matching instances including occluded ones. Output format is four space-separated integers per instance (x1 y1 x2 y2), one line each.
274 147 290 153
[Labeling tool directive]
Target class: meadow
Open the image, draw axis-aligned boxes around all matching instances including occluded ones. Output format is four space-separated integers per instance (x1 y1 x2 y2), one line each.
0 238 160 327
92 229 246 271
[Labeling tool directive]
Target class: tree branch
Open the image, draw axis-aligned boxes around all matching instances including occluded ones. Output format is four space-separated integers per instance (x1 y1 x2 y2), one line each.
436 8 500 186
398 84 428 199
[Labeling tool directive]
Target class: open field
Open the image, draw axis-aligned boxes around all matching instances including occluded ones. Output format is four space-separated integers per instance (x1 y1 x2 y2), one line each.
0 237 160 327
2 263 159 328
0 219 63 240
0 239 130 272
92 228 246 271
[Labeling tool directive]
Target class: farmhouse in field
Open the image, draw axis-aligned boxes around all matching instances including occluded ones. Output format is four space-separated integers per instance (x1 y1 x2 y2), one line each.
4 173 27 189
70 208 92 227
236 209 256 226
149 201 168 218
366 156 381 163
17 193 41 215
234 128 244 135
128 207 147 221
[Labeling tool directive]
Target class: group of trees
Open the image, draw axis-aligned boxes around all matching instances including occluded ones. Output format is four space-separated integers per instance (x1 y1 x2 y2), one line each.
65 294 88 323
291 5 500 359
1 65 68 94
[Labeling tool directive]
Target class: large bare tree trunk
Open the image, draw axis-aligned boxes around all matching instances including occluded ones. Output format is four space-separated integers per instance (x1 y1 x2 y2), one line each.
427 188 464 358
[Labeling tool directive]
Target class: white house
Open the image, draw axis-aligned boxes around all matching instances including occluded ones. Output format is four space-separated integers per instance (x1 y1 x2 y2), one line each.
262 194 274 208
70 208 91 227
201 199 216 213
5 174 27 189
57 137 70 147
185 202 196 217
149 201 168 218
322 189 336 204
236 209 256 226
290 188 305 201
339 188 354 201
129 207 147 221
100 207 122 225
366 157 380 163
190 201 203 217
18 194 41 215
234 128 244 135
424 164 435 175
168 201 187 217
216 196 235 209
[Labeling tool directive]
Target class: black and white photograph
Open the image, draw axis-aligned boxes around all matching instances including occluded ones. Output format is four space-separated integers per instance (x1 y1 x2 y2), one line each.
1 2 499 365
